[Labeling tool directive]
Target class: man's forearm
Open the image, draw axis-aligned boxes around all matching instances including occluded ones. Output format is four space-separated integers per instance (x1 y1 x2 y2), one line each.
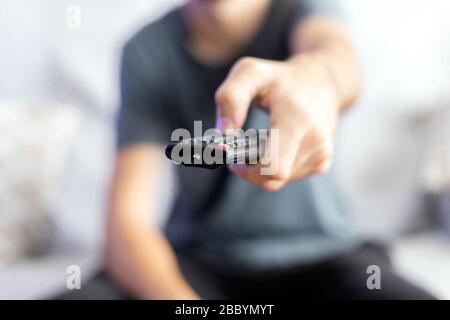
105 147 199 300
106 217 199 300
290 16 361 111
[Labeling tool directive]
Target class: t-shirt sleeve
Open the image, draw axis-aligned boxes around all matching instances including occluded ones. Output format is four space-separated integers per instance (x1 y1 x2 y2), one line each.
116 41 172 149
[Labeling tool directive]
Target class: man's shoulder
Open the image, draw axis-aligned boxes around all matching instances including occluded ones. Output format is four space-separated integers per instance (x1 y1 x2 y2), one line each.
122 9 181 61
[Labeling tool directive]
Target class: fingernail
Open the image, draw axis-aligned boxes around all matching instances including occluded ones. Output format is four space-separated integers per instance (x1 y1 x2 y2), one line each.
216 117 235 131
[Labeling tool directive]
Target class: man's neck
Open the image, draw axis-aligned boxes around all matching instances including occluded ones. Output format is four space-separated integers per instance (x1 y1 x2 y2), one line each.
183 0 271 65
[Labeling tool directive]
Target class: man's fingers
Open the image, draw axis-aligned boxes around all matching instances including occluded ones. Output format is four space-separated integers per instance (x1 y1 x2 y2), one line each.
264 104 308 181
215 58 272 130
228 107 307 190
228 164 264 186
291 129 334 178
295 157 333 179
215 84 252 131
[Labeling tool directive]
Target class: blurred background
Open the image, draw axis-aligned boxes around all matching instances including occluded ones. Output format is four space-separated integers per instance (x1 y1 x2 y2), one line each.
0 0 449 299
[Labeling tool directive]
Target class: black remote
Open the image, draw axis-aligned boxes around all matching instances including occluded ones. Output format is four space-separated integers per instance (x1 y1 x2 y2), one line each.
165 134 267 169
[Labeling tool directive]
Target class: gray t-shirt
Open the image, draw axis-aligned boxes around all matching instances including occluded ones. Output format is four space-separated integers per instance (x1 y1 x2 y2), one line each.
118 0 359 272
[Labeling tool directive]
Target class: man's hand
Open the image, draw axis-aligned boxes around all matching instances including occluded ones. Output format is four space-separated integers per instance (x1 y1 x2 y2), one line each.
215 55 341 191
215 16 361 191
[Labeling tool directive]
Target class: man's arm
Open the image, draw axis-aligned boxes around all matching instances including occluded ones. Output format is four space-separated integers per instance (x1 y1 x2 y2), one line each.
215 16 361 191
290 16 361 111
105 145 199 300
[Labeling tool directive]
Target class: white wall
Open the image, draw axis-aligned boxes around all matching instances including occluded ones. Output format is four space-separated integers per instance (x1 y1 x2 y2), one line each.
0 0 184 111
336 0 450 237
0 1 51 100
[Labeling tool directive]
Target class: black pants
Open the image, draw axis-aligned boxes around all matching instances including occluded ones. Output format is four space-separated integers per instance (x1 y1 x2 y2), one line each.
56 243 435 300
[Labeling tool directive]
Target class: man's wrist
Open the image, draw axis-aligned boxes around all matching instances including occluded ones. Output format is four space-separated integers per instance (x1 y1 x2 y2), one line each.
287 53 344 111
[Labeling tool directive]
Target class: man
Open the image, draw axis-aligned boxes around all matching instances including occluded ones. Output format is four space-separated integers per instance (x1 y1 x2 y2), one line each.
65 0 434 299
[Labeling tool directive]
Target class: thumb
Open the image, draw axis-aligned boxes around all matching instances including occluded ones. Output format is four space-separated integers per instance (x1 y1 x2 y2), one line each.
215 84 253 132
215 58 272 132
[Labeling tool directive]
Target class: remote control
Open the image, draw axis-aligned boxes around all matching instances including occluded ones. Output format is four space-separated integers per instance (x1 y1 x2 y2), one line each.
165 134 267 169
